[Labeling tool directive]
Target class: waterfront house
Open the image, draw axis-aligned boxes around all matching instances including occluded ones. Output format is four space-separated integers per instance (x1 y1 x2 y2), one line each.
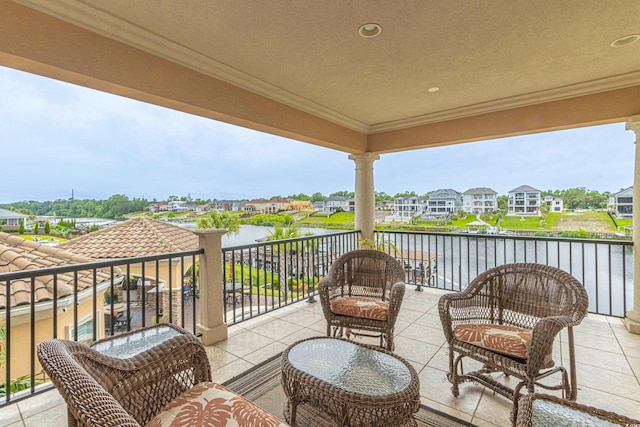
508 185 542 215
610 186 633 218
462 187 498 214
426 189 462 215
542 195 564 212
324 196 352 213
388 196 427 222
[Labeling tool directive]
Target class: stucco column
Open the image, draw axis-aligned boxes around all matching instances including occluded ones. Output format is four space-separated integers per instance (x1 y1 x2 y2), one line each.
626 115 640 334
194 229 228 344
349 153 380 242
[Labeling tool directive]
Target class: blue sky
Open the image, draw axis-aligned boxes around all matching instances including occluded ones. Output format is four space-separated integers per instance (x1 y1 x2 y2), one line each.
1 65 635 204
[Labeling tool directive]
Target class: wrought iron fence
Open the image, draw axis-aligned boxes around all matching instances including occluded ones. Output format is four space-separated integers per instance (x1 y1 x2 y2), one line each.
376 230 633 317
221 230 359 324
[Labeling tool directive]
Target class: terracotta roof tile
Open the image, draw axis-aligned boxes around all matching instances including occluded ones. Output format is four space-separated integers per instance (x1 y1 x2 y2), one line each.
0 232 114 309
61 217 198 258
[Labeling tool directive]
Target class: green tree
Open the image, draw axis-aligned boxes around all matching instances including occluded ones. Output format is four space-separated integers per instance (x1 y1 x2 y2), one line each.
497 195 508 212
264 225 312 293
197 211 240 233
310 192 326 202
393 191 418 198
44 220 50 234
18 219 24 234
330 190 354 198
33 223 39 235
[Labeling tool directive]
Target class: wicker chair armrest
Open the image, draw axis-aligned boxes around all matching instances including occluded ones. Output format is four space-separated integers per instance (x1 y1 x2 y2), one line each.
38 340 141 427
386 281 406 324
318 275 336 318
526 317 571 370
438 292 488 342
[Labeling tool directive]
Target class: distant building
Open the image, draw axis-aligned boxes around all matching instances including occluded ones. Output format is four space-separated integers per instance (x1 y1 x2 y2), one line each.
388 196 427 222
462 188 498 213
168 200 189 212
245 198 291 214
542 196 564 212
324 196 351 212
289 200 314 211
148 201 169 213
609 186 633 218
426 189 462 215
508 185 541 215
0 207 28 229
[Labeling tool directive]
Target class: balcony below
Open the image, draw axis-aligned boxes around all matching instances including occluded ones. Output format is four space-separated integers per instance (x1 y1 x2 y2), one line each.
1 286 639 426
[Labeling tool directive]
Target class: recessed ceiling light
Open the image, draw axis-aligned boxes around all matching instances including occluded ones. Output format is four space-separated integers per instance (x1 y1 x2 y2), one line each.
610 34 640 47
427 87 440 93
359 23 382 38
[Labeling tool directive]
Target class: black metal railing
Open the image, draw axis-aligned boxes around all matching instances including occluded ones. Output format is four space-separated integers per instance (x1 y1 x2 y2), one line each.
376 230 633 317
221 230 359 324
0 249 202 406
0 228 633 406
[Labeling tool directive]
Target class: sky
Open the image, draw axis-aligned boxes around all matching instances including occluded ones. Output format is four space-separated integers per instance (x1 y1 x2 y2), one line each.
1 65 636 204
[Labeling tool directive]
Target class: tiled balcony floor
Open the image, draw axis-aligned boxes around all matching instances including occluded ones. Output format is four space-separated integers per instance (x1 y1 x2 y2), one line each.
2 287 640 426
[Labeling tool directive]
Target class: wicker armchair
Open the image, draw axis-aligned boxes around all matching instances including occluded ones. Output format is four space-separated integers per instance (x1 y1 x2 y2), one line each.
318 249 406 350
37 324 288 427
439 263 589 420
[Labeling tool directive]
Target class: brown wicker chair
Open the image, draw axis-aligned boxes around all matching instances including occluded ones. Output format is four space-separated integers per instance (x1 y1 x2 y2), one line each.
318 249 406 350
438 263 589 420
37 324 288 427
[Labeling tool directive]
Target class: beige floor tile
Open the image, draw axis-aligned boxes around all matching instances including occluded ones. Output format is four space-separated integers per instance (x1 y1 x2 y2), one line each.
211 358 254 383
204 344 239 369
23 402 66 427
418 365 482 417
576 362 640 399
250 317 306 340
243 341 288 365
398 323 446 345
473 390 513 427
278 327 324 346
16 389 64 419
420 396 473 423
393 335 441 366
214 329 276 357
577 386 640 419
0 403 22 426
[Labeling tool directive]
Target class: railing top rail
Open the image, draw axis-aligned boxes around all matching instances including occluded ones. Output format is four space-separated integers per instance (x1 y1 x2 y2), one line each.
222 230 360 252
0 248 204 281
376 230 633 246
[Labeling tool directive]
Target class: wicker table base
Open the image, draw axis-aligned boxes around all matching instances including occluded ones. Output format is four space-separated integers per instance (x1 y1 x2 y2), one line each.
281 337 420 427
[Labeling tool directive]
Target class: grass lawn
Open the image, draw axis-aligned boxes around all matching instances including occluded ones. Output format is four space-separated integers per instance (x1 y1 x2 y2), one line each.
499 215 546 230
297 211 354 225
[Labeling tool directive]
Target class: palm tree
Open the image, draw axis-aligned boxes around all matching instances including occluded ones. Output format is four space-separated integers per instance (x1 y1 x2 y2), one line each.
196 210 240 233
264 225 312 295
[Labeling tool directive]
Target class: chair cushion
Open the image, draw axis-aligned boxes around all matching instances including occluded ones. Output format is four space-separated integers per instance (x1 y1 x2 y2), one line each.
453 324 532 359
330 296 389 321
145 382 288 427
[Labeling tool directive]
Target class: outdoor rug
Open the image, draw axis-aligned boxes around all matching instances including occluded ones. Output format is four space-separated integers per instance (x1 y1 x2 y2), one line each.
222 353 475 427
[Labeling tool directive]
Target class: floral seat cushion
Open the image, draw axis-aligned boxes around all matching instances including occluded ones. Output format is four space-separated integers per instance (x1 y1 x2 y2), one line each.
330 296 389 321
453 324 532 359
145 382 288 427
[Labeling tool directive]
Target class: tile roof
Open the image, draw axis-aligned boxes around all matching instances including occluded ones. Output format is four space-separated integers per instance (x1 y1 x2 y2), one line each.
0 232 113 309
60 217 198 258
509 185 541 193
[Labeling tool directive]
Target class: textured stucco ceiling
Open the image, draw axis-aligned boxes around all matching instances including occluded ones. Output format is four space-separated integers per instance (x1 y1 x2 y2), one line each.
4 0 640 153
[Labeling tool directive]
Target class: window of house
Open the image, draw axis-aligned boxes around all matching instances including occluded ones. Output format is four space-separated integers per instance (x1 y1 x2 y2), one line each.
66 312 99 345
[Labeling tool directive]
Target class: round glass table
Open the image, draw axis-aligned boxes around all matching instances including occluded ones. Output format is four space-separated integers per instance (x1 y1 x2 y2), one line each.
281 337 420 426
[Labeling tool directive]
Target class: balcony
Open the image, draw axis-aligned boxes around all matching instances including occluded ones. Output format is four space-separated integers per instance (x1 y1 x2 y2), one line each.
2 287 639 426
0 230 638 425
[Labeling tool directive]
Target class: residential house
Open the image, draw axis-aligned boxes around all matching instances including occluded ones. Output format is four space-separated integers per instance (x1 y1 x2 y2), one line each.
61 217 198 316
609 186 633 218
0 232 122 382
376 200 394 211
168 200 189 213
324 196 351 213
148 201 169 213
462 188 498 214
289 200 314 211
0 208 28 230
508 185 542 215
245 198 291 214
426 189 462 215
388 196 427 222
542 195 564 212
312 201 326 212
216 200 243 212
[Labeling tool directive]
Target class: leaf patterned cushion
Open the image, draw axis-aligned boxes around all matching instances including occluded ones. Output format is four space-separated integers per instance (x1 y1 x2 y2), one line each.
145 382 288 427
453 324 532 359
330 296 389 321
